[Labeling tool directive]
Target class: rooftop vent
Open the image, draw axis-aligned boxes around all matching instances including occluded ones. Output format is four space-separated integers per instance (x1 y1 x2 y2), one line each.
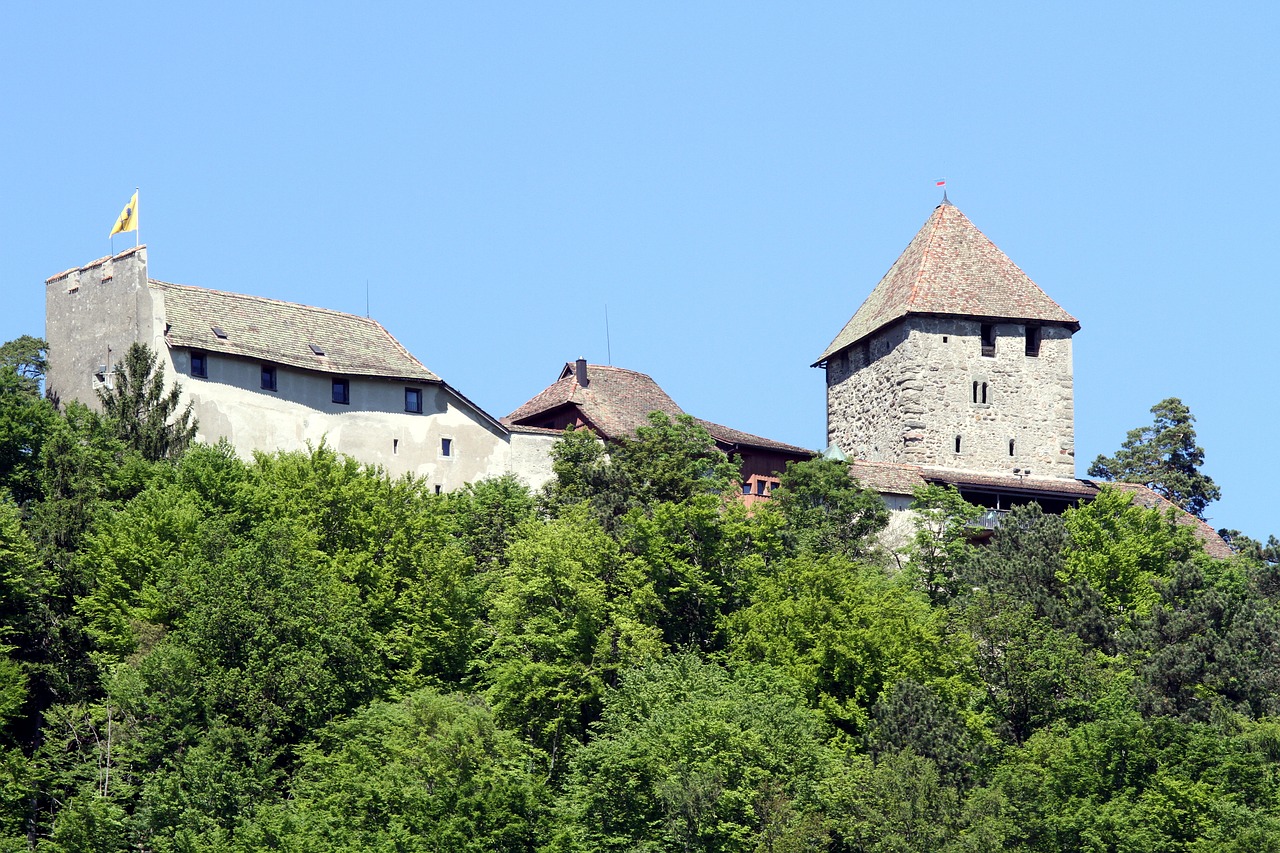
308 343 325 356
211 325 228 339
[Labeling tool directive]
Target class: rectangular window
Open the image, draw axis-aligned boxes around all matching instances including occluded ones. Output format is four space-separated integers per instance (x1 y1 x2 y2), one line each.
741 482 752 496
190 351 207 378
1025 326 1042 357
332 378 350 405
441 437 452 457
980 324 996 357
755 480 767 496
405 387 423 413
261 365 277 391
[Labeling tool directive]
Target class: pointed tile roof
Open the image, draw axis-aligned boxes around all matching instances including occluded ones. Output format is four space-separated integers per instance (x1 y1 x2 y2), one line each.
815 202 1079 364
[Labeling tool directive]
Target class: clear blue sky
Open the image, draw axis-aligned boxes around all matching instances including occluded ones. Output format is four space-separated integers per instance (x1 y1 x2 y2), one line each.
4 3 1276 538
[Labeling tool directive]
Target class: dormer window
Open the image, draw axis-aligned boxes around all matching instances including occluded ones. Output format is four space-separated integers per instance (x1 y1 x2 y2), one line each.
980 324 996 357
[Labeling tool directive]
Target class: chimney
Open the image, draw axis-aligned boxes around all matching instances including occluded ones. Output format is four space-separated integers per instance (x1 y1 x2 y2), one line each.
575 357 588 387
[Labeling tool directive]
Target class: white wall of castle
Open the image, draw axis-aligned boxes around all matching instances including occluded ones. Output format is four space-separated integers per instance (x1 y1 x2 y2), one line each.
826 316 1076 479
45 249 557 492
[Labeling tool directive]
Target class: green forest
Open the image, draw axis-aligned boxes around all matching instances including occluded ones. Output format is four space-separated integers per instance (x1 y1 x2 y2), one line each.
1 338 1279 852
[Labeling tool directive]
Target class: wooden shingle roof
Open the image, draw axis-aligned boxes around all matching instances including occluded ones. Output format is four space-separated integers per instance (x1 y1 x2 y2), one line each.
816 201 1079 364
153 280 439 382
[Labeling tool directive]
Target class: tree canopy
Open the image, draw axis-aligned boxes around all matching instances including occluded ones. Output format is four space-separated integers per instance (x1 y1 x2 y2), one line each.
0 334 1274 851
1088 397 1221 519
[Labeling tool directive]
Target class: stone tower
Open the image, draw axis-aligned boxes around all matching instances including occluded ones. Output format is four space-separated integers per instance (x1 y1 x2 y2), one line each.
814 200 1080 480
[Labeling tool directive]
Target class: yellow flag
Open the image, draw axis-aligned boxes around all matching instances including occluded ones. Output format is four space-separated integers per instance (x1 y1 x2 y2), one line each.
108 191 138 237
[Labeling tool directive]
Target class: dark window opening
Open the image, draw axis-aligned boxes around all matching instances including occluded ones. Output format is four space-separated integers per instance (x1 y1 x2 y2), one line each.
955 435 962 453
981 382 989 404
942 335 949 343
261 365 277 391
980 324 996 357
393 439 399 455
434 484 442 495
755 480 767 496
742 482 752 496
405 387 423 413
972 381 978 403
441 437 452 457
1009 439 1016 456
1025 326 1042 357
190 351 207 378
332 378 350 405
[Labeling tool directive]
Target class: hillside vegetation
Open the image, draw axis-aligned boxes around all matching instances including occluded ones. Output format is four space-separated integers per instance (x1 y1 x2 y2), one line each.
1 342 1279 852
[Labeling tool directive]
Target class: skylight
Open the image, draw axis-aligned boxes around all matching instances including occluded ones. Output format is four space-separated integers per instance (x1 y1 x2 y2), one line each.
309 343 325 356
211 326 228 339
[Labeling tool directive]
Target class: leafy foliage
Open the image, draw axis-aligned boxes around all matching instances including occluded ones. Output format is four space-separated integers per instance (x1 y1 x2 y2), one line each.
1089 397 1221 519
0 336 1276 851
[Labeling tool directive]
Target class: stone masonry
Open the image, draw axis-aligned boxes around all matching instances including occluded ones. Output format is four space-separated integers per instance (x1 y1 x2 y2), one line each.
825 316 1075 478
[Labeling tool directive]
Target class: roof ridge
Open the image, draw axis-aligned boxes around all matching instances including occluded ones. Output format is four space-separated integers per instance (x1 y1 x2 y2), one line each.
150 279 383 326
907 204 944 308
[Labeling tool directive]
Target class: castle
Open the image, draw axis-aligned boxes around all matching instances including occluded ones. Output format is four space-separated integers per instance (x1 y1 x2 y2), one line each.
40 200 1232 555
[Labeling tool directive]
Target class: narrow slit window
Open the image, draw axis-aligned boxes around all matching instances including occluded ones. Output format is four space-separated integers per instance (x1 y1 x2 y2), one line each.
1009 439 1016 456
1025 326 1042 357
972 381 979 403
261 365 277 391
981 382 989 404
332 378 350 405
980 324 996 357
955 435 962 453
393 438 399 455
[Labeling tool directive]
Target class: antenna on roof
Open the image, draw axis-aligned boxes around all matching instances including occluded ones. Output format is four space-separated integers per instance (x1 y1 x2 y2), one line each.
604 304 612 365
365 280 370 318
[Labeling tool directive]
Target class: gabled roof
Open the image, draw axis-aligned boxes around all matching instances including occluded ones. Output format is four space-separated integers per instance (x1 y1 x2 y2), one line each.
153 280 439 382
505 363 813 456
506 365 684 438
816 201 1079 364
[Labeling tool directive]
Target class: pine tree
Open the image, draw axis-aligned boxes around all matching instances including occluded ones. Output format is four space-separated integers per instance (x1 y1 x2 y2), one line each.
96 342 197 462
1088 397 1221 519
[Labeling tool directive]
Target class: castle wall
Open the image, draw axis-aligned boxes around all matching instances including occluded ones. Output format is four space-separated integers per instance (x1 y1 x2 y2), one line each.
45 249 557 492
827 317 1075 479
45 247 162 408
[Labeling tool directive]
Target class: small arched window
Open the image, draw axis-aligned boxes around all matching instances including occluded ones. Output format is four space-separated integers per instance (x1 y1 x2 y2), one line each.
981 382 989 404
955 435 962 453
1008 439 1016 456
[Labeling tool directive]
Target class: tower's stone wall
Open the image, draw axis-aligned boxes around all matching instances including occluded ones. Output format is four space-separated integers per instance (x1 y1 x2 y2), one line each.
826 317 1075 479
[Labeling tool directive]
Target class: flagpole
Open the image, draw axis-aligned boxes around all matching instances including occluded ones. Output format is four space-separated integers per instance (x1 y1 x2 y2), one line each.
134 187 140 248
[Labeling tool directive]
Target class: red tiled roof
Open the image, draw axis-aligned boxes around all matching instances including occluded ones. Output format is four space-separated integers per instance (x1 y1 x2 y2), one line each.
847 460 929 494
1106 482 1234 560
921 466 1100 499
816 202 1079 363
505 363 812 455
694 418 813 456
153 280 439 382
